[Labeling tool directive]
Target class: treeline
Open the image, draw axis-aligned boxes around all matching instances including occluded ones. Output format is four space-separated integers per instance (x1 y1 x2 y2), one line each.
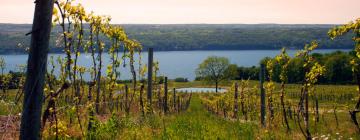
0 24 355 54
0 71 25 89
236 50 355 84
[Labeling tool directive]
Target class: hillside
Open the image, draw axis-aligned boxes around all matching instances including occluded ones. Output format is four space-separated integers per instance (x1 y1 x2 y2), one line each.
0 23 354 54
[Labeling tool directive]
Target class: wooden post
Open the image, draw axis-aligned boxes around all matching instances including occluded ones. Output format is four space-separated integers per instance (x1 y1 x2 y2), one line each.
157 87 162 109
140 84 145 116
163 77 168 113
147 48 153 104
87 82 95 133
260 64 266 127
234 82 238 119
177 96 180 113
305 88 311 139
20 0 54 139
125 85 129 114
173 88 176 111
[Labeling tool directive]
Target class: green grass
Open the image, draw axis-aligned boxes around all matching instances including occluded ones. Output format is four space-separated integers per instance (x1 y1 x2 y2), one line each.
112 94 256 139
158 94 256 140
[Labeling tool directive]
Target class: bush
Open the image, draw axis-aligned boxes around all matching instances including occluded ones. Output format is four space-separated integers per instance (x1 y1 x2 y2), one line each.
174 77 189 82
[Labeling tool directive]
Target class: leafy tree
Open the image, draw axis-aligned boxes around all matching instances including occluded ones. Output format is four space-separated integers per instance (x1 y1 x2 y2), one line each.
196 56 238 92
174 77 189 82
236 66 259 80
328 18 360 132
287 57 305 83
255 51 354 84
323 53 353 83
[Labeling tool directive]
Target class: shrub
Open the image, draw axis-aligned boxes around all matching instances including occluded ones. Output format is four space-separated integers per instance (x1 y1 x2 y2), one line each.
174 77 189 82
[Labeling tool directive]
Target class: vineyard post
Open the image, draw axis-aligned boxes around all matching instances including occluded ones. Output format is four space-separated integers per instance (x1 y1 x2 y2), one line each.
20 0 54 139
125 85 129 114
147 48 153 104
260 64 266 127
87 82 95 133
234 82 239 119
177 96 180 113
173 88 176 111
140 84 145 116
164 76 168 113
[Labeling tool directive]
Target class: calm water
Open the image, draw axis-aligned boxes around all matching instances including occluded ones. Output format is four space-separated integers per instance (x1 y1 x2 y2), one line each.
0 49 350 80
176 87 227 93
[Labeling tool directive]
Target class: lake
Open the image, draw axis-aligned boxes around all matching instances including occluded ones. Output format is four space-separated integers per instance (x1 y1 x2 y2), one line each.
0 49 351 81
176 87 228 93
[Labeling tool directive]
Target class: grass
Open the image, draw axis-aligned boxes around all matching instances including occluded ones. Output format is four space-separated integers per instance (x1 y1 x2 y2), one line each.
112 94 256 139
158 94 256 140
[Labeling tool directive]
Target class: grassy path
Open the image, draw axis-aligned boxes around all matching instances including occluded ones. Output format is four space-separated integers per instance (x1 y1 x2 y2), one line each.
157 94 256 140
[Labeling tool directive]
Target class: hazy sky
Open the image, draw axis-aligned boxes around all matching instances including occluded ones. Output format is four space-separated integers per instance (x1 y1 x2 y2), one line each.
1 0 359 24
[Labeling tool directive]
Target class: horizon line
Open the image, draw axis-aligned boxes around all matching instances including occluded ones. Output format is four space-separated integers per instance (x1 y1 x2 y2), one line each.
0 22 343 25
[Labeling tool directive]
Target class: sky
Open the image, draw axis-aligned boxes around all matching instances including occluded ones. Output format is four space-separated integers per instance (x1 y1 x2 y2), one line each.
0 0 359 24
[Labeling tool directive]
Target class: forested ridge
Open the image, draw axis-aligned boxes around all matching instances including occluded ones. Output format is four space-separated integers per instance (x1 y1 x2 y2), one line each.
0 23 354 54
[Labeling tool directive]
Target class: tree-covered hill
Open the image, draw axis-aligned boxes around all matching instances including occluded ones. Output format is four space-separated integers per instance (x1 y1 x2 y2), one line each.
0 23 354 54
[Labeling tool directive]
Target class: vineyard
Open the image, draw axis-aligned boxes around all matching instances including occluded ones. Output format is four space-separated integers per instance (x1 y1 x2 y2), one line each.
200 82 359 139
1 80 360 139
0 0 359 139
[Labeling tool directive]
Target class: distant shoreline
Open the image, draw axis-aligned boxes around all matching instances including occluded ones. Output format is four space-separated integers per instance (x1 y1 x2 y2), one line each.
0 48 352 55
0 23 354 54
